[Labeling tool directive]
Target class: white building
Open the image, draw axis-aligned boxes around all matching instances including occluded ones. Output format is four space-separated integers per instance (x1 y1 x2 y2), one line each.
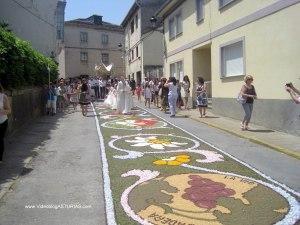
121 0 167 84
61 15 125 78
0 0 66 58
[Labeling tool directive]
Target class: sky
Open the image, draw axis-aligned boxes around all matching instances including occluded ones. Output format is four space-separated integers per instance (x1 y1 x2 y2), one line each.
65 0 135 25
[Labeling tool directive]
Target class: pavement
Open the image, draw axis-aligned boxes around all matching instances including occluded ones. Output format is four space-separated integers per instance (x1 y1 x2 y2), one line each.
176 108 300 160
0 106 106 225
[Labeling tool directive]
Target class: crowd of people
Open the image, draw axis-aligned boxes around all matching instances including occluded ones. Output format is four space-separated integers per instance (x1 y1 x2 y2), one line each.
104 75 208 118
44 74 300 131
0 75 299 163
45 77 124 117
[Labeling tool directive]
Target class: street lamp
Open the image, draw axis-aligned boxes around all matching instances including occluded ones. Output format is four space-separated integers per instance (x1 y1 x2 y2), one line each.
150 16 164 33
118 43 126 76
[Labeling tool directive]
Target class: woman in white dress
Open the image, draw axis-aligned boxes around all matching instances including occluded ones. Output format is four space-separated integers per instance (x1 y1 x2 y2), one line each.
123 80 133 114
116 77 126 114
104 85 117 110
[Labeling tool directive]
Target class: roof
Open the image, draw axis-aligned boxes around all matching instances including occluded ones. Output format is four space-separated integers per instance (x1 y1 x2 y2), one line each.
121 2 139 27
155 0 185 18
66 15 124 33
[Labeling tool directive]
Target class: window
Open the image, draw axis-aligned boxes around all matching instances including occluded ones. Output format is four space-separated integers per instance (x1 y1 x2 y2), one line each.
176 14 182 34
102 34 109 45
131 20 135 34
57 30 62 40
80 52 88 62
135 15 138 29
131 50 134 60
169 18 175 39
169 12 182 40
80 32 88 43
170 61 183 80
102 53 109 65
219 0 236 8
196 0 204 22
221 40 244 77
136 46 139 58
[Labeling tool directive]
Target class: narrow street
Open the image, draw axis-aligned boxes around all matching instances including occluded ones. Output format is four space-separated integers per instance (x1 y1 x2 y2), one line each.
1 0 299 224
0 101 299 224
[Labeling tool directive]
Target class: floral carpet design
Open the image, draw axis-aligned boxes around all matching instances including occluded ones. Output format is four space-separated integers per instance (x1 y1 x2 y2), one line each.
92 102 300 225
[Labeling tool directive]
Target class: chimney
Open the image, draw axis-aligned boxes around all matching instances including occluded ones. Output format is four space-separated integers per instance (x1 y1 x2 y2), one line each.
92 15 103 25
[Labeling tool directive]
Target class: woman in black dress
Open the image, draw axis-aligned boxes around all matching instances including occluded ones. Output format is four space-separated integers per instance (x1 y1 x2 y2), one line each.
79 79 91 116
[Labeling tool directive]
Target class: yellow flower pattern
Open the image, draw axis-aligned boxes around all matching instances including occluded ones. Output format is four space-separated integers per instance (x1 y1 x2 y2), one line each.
153 155 191 166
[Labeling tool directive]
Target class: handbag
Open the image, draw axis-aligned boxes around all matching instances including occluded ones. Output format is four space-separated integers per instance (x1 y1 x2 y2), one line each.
237 93 246 104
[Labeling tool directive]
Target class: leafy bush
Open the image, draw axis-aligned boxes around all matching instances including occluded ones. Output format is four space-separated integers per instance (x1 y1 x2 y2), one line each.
0 25 58 89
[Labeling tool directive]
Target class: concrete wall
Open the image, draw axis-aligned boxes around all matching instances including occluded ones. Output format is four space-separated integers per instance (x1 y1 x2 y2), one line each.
58 45 66 78
143 31 164 67
64 25 124 78
0 0 59 57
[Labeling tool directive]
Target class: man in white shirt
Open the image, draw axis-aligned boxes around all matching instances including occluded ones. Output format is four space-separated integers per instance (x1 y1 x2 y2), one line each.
99 78 107 99
93 77 100 99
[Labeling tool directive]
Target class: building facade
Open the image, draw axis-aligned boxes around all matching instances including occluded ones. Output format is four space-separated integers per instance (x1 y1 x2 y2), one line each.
0 0 66 58
121 0 167 84
61 15 124 78
157 0 300 135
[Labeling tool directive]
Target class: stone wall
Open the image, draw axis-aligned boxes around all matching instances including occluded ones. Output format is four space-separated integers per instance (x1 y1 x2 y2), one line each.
7 88 47 135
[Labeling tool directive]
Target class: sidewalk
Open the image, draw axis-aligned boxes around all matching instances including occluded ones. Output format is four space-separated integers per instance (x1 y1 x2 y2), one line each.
0 107 106 225
177 108 300 160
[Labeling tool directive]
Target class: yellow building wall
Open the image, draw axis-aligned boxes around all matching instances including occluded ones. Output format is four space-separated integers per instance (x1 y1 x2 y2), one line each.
163 0 300 100
211 3 300 99
164 0 279 53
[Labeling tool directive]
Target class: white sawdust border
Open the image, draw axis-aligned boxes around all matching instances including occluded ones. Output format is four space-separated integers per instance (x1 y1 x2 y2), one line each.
91 103 117 225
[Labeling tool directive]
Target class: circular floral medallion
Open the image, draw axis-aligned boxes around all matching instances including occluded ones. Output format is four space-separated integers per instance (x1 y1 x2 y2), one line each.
123 172 297 225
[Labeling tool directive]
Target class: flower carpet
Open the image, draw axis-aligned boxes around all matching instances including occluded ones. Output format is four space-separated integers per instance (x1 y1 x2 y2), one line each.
92 103 300 225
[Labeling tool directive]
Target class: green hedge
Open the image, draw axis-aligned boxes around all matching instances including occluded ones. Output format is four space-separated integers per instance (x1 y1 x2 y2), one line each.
0 26 58 89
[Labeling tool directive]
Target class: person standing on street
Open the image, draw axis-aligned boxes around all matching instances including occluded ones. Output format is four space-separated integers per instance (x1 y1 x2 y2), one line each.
79 79 91 116
129 78 136 95
181 75 191 110
94 77 100 100
135 84 142 102
196 77 208 118
165 77 178 117
0 83 11 162
176 79 183 110
240 75 257 130
159 78 169 113
144 83 152 108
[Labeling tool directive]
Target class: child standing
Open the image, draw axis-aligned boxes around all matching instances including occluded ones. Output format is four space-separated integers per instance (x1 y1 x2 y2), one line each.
135 84 142 102
144 83 151 108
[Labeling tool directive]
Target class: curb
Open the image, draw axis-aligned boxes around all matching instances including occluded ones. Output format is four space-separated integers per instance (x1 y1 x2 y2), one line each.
0 156 34 201
179 113 300 160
